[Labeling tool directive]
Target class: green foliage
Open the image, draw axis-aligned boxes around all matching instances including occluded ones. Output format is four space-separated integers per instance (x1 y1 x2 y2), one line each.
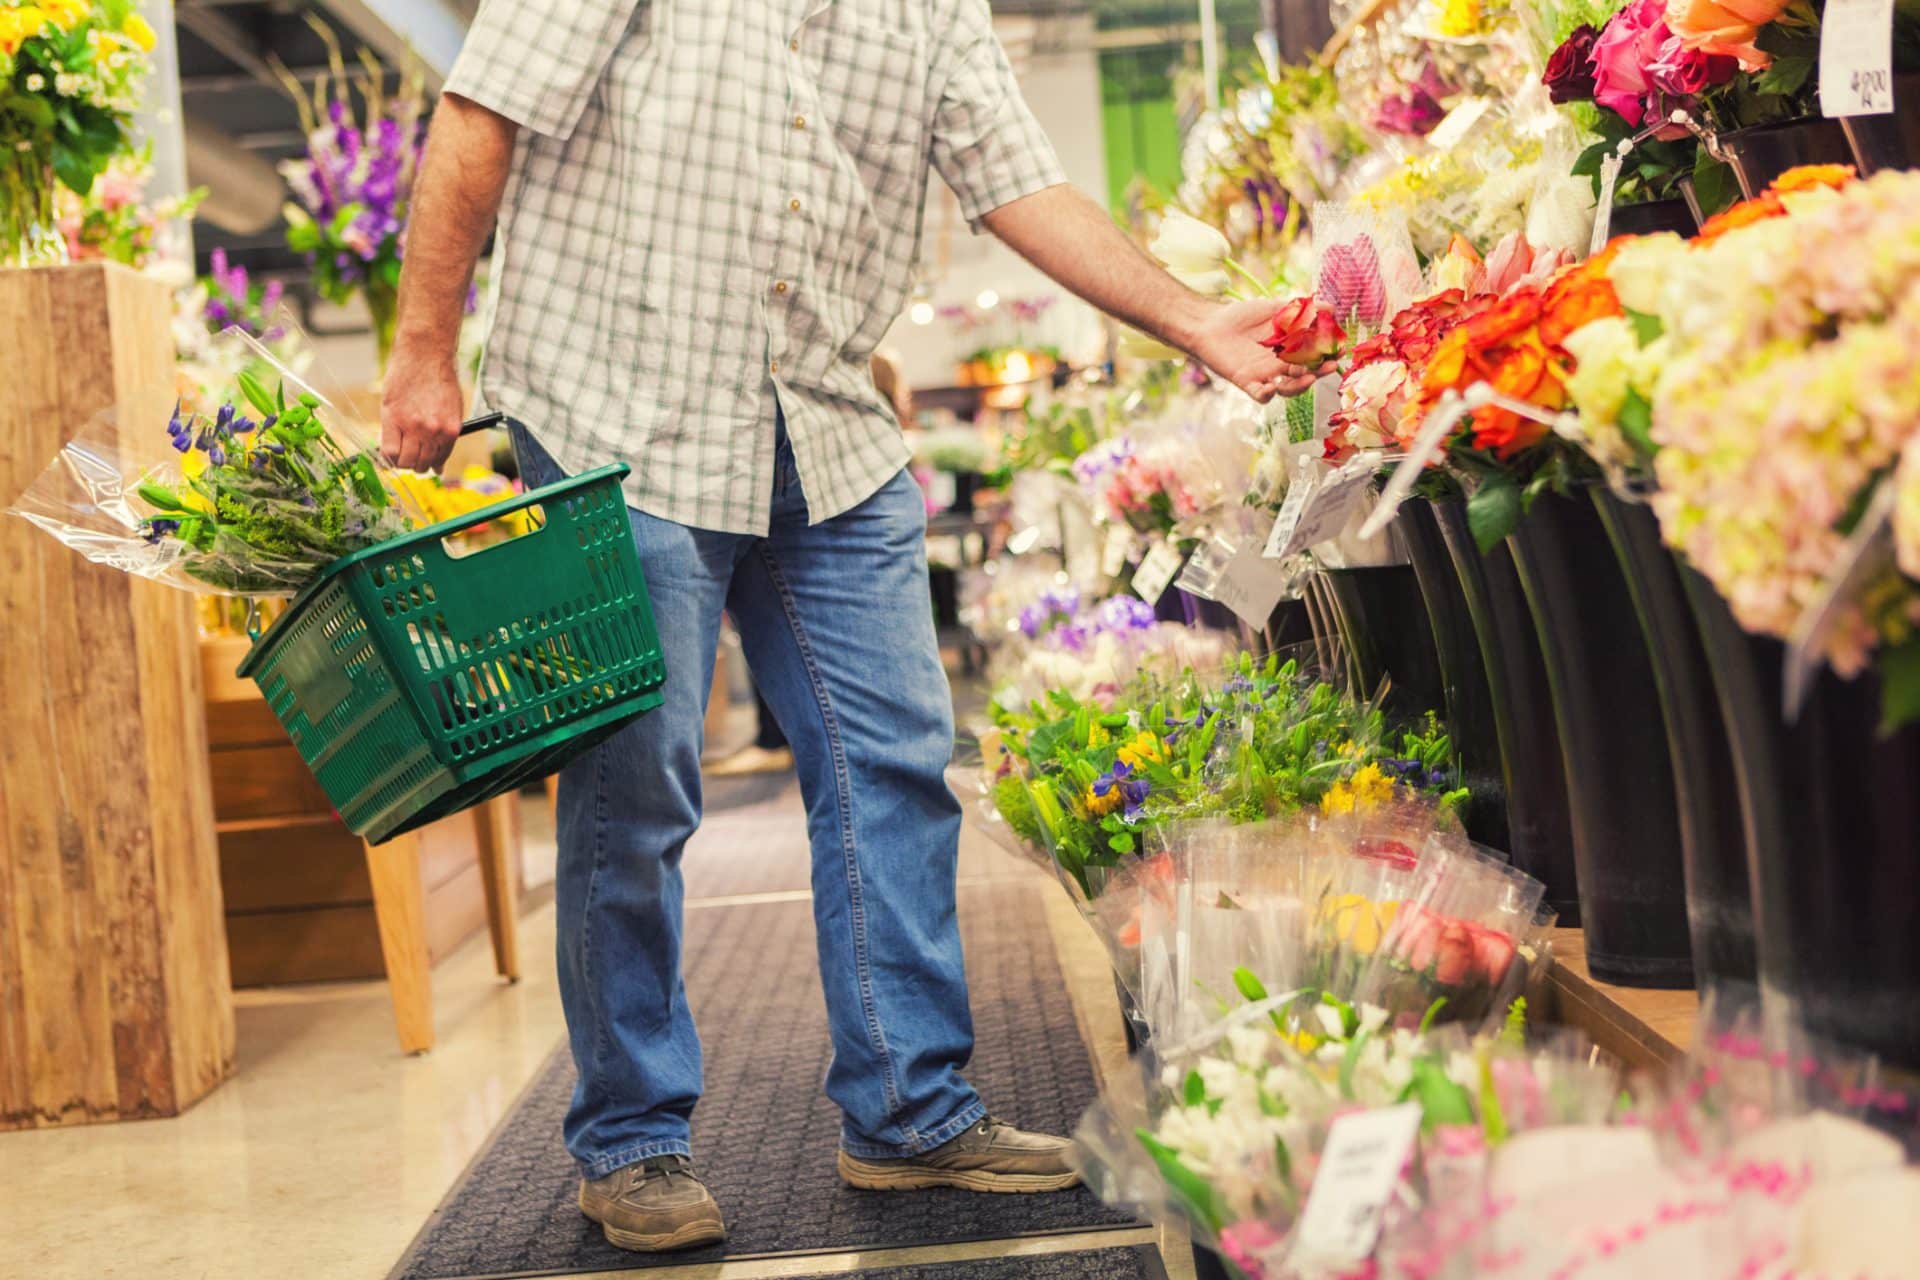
1878 639 1920 737
1136 1129 1227 1236
1467 476 1522 554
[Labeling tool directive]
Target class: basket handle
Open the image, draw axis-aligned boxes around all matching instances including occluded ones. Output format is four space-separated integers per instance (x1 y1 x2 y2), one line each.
459 411 505 437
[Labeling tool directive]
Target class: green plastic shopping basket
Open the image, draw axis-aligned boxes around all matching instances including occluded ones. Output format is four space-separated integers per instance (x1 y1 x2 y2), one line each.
236 459 666 844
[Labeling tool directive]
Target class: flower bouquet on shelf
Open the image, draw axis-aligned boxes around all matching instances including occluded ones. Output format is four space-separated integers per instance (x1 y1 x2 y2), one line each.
52 145 203 270
9 333 420 596
1077 994 1622 1280
0 0 156 264
1577 165 1920 728
278 21 427 369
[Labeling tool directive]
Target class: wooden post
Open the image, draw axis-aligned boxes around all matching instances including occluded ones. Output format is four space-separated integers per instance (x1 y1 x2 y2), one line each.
0 263 235 1128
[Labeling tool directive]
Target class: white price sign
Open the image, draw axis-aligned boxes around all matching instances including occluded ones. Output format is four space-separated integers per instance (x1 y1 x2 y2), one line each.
1265 465 1376 562
1293 1103 1423 1265
1176 538 1291 626
1264 468 1319 559
1131 541 1186 606
1821 0 1895 116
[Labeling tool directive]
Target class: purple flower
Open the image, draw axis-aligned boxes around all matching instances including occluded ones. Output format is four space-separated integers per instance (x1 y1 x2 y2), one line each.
1095 596 1156 634
142 518 180 544
1092 760 1151 822
207 442 227 467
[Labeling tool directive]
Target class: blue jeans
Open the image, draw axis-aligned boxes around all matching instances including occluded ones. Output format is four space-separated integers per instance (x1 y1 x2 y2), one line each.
510 422 982 1178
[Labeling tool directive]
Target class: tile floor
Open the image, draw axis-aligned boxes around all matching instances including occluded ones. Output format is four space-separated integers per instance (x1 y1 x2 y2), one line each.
2 782 1193 1280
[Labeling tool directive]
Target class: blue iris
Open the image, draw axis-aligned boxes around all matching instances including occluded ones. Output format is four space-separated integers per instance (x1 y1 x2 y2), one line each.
1093 759 1151 823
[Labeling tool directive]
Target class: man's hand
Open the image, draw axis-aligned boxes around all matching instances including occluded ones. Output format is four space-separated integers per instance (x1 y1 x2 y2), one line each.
1178 298 1323 402
381 345 467 472
982 186 1328 403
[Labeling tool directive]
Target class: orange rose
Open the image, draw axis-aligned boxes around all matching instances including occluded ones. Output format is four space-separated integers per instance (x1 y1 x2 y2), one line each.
1459 287 1546 350
1538 259 1622 348
1772 163 1857 194
1696 190 1786 242
1664 0 1790 70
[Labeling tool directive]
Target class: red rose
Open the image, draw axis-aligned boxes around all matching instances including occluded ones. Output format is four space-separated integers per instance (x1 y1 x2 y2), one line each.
1433 920 1479 986
1262 295 1347 366
1544 24 1601 103
1468 924 1518 986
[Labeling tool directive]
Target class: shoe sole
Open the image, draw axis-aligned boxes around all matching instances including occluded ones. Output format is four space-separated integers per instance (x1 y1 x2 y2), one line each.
837 1150 1081 1194
600 1219 727 1252
580 1192 726 1253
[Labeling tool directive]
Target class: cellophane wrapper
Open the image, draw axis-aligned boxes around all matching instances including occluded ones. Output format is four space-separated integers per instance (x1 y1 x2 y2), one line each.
8 328 422 598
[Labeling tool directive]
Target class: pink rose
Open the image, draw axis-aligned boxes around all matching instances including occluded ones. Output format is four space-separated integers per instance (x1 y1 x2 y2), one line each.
1394 905 1444 972
1218 1220 1286 1279
1262 295 1347 366
1648 34 1738 96
1589 0 1671 125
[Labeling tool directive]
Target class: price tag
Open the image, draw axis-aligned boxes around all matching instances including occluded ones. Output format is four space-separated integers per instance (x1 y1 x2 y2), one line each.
1210 545 1293 626
1101 524 1136 579
1424 97 1491 152
1263 466 1319 559
1132 540 1186 606
1821 0 1894 116
1267 461 1377 562
1293 1102 1423 1265
1174 537 1236 598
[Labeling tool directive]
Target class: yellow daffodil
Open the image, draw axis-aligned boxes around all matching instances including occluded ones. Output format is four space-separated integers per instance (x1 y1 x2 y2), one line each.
0 6 50 53
45 0 88 31
1322 763 1394 815
1435 0 1482 38
121 12 157 51
1116 731 1163 770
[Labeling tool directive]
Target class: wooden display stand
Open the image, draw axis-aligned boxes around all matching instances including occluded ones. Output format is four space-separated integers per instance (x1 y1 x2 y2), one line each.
0 264 235 1128
202 638 522 1055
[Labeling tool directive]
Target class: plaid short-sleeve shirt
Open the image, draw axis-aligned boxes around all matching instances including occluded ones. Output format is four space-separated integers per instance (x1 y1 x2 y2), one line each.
444 0 1066 534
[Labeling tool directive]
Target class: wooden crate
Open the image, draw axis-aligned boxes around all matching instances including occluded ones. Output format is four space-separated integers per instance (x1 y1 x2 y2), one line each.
0 264 234 1128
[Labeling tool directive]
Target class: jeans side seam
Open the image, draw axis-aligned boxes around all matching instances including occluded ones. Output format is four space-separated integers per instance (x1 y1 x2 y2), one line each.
755 542 912 1140
585 740 614 1082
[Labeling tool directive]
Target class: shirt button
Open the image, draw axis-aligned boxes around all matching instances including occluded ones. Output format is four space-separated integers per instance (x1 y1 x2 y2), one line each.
770 360 780 374
773 280 789 295
789 197 802 212
793 114 806 130
790 38 800 50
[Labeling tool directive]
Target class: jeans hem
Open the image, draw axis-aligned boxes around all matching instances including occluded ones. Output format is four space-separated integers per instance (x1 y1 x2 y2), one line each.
579 1137 694 1180
840 1097 988 1160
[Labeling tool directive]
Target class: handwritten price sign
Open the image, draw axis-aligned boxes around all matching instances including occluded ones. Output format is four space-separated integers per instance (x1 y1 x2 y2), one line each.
1821 0 1894 116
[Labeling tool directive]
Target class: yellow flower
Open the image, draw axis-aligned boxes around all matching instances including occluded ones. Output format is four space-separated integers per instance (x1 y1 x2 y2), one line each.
1321 893 1400 955
1436 0 1482 38
121 12 157 51
1321 780 1357 816
0 6 49 53
1083 785 1123 818
1116 731 1163 770
1348 763 1395 809
44 0 88 31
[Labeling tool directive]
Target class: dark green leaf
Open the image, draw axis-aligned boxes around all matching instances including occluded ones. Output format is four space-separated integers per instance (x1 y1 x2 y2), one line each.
1877 640 1920 737
1467 476 1523 554
51 144 96 197
1754 54 1815 98
1690 155 1738 221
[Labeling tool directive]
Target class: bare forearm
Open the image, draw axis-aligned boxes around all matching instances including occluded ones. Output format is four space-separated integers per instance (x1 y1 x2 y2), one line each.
981 184 1212 350
392 93 517 363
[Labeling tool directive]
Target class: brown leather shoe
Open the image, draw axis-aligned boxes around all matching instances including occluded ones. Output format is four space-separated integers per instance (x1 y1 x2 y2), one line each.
837 1116 1081 1193
578 1155 726 1252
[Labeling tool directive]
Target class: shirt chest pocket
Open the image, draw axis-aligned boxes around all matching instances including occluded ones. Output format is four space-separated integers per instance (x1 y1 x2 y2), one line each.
800 21 928 195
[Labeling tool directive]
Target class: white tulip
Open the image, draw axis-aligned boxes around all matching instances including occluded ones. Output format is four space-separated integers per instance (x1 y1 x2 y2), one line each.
1150 209 1231 280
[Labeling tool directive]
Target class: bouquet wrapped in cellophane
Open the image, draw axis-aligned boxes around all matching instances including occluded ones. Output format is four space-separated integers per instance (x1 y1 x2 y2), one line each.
9 330 421 597
1077 994 1620 1280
